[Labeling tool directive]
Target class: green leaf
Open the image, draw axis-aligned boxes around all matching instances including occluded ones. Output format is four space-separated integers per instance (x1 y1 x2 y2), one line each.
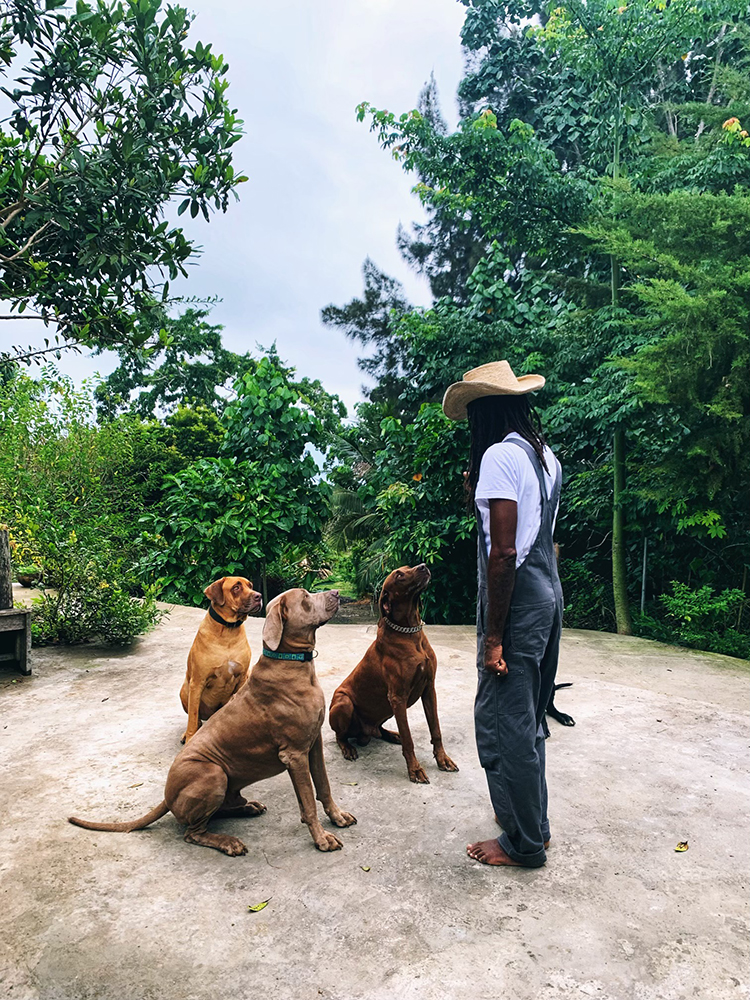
247 898 271 912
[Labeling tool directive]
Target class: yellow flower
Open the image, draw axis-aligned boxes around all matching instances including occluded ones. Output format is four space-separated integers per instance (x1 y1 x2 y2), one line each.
412 473 423 482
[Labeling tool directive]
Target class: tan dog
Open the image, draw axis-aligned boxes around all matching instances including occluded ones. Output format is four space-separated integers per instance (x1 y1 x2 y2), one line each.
179 576 262 743
69 588 356 856
329 564 458 783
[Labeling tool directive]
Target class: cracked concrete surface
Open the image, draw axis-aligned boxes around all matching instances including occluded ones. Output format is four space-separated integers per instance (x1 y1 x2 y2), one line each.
1 605 748 1000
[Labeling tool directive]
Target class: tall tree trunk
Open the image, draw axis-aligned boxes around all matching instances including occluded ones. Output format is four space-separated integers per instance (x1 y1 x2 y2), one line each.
610 96 632 635
0 529 13 610
612 427 632 635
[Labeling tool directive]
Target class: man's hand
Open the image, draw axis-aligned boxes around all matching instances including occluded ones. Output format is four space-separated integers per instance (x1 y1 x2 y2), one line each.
484 636 508 676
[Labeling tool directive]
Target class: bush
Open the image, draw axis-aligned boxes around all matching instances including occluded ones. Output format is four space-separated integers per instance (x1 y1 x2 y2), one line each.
636 582 750 660
560 558 617 631
30 531 163 646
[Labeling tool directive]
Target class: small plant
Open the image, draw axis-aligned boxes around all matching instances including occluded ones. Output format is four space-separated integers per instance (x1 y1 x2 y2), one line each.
15 564 41 586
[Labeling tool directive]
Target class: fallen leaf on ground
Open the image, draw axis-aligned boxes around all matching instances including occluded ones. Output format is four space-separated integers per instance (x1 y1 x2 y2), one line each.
343 782 358 786
360 866 371 872
247 898 271 912
675 841 689 852
129 783 143 788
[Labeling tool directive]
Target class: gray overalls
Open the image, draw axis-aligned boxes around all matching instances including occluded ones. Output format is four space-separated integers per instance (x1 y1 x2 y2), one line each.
474 438 563 868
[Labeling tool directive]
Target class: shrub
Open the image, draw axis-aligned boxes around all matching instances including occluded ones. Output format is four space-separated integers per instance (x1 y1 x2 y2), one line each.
636 582 749 660
30 531 163 646
560 558 617 631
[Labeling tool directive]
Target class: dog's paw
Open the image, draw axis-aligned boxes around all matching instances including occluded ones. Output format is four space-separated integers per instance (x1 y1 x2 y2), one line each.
329 809 357 828
245 800 267 815
409 765 430 784
219 836 248 857
340 744 358 762
315 831 344 852
436 754 459 772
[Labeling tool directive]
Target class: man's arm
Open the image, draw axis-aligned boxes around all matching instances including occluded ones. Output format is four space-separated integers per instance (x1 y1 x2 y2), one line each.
484 498 517 676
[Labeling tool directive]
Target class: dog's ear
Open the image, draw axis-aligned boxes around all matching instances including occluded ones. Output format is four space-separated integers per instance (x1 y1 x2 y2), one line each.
379 587 391 618
204 578 226 607
262 596 286 651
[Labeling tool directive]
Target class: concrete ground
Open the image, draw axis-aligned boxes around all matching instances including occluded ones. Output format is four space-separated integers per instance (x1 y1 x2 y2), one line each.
1 603 748 1000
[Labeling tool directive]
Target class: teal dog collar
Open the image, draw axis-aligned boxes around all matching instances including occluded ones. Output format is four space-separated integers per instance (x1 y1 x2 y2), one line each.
262 647 315 662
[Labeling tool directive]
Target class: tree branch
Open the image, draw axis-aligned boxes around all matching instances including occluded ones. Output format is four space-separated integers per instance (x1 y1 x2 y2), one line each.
696 23 727 141
0 220 54 261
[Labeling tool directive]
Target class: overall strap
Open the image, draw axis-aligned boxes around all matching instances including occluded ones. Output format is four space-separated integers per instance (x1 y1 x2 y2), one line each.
503 438 559 519
475 506 489 570
504 438 557 522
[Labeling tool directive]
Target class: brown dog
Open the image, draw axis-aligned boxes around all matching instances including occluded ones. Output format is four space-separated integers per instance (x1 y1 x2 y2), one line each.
329 564 458 783
179 576 262 743
69 588 356 856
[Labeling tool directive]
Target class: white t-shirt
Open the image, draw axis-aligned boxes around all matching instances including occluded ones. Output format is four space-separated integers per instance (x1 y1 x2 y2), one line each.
475 432 559 567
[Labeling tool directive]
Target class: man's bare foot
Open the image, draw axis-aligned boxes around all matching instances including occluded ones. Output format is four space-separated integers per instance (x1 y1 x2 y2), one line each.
493 814 550 849
466 839 523 866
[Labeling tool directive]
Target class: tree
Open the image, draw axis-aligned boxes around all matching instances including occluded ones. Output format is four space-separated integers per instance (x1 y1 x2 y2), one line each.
94 308 250 420
354 0 750 634
141 350 347 606
0 0 246 364
396 74 487 303
321 258 411 408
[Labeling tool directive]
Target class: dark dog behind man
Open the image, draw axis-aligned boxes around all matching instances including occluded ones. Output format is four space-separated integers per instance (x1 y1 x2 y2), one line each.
329 563 458 784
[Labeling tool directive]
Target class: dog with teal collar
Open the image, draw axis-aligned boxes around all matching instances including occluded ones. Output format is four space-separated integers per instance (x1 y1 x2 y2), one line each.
69 587 357 856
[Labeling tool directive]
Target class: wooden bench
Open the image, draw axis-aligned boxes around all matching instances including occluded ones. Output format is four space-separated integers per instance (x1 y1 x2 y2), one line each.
0 608 32 675
0 529 32 675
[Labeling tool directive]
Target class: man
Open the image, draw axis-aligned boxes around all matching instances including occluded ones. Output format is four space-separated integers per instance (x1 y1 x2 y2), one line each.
442 361 562 868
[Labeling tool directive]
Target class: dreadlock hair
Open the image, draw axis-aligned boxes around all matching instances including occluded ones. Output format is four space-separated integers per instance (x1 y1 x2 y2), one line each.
465 394 548 508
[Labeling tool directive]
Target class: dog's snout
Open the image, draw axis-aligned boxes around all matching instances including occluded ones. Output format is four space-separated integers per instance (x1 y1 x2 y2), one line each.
416 563 427 572
330 590 340 598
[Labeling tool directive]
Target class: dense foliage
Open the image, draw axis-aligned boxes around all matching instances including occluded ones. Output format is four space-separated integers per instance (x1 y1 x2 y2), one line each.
139 351 345 606
2 0 748 659
1 345 344 639
0 367 173 644
324 0 750 654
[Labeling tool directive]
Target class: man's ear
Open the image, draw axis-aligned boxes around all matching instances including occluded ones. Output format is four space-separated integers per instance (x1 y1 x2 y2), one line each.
204 578 226 607
262 596 286 650
379 588 391 618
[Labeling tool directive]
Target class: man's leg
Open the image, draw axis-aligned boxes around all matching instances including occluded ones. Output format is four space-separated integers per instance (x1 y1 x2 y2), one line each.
470 641 547 868
538 724 550 847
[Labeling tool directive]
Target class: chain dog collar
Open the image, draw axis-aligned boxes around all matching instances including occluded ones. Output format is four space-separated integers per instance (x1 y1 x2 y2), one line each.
383 617 424 634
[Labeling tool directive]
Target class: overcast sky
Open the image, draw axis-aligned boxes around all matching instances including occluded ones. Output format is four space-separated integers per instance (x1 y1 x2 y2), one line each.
0 0 467 413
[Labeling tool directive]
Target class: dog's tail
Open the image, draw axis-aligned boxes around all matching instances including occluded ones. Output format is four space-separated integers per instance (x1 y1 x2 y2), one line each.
68 800 169 833
554 682 573 691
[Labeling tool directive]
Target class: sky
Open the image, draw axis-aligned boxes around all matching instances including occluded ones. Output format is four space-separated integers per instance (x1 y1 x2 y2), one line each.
0 0 467 413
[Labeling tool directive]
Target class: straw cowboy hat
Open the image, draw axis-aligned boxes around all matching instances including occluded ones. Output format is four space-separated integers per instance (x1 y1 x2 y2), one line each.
442 361 545 420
